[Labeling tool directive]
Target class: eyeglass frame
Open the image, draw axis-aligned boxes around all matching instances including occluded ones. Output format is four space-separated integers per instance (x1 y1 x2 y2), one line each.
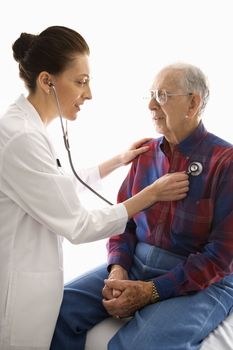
150 89 193 106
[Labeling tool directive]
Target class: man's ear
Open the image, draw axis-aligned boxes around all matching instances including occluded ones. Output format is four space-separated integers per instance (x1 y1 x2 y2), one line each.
187 94 202 118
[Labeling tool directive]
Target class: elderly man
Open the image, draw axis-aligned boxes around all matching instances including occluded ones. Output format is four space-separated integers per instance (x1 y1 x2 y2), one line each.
51 63 233 350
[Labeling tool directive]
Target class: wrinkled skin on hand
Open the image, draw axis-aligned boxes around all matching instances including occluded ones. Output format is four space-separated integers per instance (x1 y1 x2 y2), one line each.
102 266 153 318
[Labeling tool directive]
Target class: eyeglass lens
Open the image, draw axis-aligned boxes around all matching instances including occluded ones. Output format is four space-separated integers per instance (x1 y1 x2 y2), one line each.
151 89 167 105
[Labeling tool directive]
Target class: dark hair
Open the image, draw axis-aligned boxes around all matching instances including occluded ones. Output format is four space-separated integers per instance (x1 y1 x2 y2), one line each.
12 25 90 91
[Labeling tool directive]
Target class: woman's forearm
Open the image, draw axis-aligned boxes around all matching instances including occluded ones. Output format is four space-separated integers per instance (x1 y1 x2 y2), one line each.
99 155 122 178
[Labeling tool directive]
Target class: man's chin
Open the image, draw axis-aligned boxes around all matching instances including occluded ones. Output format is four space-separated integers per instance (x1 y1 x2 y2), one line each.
155 125 165 135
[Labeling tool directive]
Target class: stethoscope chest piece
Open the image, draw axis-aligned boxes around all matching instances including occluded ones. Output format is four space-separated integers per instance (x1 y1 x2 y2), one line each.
187 161 203 176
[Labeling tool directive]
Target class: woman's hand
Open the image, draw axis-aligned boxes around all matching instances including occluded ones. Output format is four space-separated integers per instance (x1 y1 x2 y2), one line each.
119 137 152 165
123 172 189 219
99 137 152 178
150 172 189 202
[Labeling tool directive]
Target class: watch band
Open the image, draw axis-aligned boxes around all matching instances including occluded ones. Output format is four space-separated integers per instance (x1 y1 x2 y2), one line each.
151 282 160 303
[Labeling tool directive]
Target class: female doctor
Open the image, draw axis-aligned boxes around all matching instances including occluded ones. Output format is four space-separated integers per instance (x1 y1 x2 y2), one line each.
0 25 189 350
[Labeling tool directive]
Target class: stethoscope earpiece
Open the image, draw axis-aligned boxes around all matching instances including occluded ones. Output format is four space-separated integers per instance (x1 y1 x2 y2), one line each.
187 161 203 176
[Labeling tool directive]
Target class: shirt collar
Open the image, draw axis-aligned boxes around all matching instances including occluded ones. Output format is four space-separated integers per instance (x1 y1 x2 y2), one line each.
160 121 208 157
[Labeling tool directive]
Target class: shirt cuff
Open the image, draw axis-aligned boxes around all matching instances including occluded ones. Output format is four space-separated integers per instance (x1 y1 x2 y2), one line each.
152 274 178 300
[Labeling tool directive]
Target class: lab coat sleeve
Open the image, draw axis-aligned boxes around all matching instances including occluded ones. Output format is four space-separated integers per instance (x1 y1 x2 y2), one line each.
71 166 102 193
0 131 128 243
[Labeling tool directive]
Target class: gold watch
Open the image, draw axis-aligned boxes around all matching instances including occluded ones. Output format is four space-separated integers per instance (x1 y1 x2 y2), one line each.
150 282 160 303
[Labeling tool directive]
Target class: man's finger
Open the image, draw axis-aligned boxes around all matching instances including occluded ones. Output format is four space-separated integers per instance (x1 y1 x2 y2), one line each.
104 278 126 290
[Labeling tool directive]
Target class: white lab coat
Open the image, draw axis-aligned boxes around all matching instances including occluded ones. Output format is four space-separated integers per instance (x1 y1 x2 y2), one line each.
0 95 128 350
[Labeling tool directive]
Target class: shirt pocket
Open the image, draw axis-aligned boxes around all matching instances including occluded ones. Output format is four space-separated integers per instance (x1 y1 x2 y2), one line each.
8 270 63 348
172 198 214 243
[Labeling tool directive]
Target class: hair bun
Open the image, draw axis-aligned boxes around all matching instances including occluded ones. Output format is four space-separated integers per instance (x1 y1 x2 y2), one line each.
12 33 37 63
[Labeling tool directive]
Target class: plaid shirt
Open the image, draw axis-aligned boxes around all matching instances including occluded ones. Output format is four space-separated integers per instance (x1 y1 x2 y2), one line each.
107 122 233 300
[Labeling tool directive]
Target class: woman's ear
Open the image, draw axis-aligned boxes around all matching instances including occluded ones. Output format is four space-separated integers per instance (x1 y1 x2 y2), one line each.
38 71 53 94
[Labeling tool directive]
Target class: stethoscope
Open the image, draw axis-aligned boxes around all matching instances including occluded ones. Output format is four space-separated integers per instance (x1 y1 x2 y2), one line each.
186 162 203 176
50 82 114 206
50 82 203 205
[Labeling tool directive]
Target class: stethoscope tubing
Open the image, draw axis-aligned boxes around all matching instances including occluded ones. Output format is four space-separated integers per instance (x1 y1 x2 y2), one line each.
51 85 114 205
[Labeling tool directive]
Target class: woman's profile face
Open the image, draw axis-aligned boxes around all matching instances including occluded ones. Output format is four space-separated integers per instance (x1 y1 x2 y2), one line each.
51 54 92 121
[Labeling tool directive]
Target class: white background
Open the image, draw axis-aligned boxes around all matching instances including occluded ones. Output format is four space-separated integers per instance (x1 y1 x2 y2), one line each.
1 0 233 282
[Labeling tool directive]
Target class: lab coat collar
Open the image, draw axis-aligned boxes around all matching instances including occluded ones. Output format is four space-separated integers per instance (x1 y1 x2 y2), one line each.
15 94 47 133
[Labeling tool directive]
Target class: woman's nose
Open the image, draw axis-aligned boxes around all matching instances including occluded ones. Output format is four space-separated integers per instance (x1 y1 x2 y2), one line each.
84 85 92 100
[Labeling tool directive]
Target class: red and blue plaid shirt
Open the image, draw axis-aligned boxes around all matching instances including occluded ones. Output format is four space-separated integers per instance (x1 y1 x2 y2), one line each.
107 122 233 300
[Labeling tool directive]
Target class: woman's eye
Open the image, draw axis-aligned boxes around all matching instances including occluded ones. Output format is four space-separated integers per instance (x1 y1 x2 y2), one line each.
77 79 89 86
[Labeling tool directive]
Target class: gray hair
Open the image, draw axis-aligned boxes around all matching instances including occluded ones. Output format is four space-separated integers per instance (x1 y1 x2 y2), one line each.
161 62 209 115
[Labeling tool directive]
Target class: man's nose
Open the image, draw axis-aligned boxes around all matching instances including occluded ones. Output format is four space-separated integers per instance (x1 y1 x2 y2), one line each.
148 97 160 110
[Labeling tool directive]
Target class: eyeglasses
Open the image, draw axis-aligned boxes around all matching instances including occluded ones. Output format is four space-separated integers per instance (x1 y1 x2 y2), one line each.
150 89 193 106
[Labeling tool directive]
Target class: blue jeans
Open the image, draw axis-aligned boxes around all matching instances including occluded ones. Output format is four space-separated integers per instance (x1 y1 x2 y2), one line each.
50 243 233 350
